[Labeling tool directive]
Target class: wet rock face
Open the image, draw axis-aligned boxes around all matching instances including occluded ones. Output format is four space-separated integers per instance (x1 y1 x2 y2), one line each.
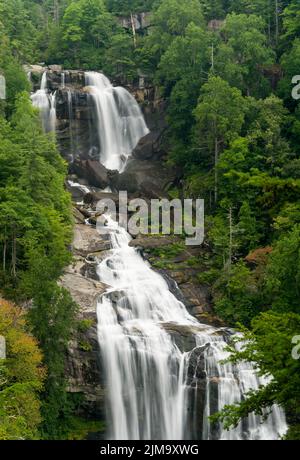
111 158 178 198
132 130 166 161
28 67 98 163
55 88 100 164
29 66 168 170
60 222 110 418
185 345 209 440
116 12 152 32
70 160 110 189
65 326 106 419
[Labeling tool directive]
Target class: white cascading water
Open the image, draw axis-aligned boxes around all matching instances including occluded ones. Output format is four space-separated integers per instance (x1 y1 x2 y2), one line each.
31 71 57 133
85 72 149 172
49 91 57 133
67 89 75 161
97 217 287 440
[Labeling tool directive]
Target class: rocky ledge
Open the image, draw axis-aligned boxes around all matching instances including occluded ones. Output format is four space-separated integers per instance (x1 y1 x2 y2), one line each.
60 221 110 419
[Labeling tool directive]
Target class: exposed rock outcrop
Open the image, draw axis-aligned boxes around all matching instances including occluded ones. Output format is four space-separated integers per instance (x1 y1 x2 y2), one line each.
132 127 166 162
60 222 110 418
116 12 151 32
111 158 178 198
185 344 210 439
72 224 111 257
70 160 111 190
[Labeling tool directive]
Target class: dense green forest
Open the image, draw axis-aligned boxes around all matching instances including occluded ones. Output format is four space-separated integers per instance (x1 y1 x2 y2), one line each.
0 0 300 440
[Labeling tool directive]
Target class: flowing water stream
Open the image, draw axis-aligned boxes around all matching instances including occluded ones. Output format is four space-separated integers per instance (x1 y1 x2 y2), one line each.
31 71 57 133
85 72 149 172
96 217 287 440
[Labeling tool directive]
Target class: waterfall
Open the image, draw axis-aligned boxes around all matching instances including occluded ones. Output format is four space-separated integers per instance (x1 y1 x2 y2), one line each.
41 71 47 91
67 89 75 161
200 337 287 440
97 216 287 440
31 71 56 133
85 72 149 172
49 91 57 133
61 72 65 88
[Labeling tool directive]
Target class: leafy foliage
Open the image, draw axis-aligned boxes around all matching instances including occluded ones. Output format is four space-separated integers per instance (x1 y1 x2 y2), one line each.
0 299 45 440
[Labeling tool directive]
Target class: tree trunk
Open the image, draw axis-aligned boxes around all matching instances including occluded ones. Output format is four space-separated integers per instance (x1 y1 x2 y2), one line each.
130 12 137 48
211 43 215 73
275 0 279 44
11 229 16 279
228 207 233 270
214 136 219 204
53 0 60 24
3 238 6 272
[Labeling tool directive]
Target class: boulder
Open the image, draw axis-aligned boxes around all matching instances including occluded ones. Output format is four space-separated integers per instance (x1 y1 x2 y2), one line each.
132 130 164 161
71 160 110 189
160 323 198 353
66 180 90 202
60 270 107 315
180 283 210 311
80 254 101 281
72 224 111 257
73 206 86 224
83 191 120 208
111 159 178 198
76 205 93 219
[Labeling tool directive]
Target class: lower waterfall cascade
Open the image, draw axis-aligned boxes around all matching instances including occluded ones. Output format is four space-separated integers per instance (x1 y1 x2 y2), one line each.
96 217 287 441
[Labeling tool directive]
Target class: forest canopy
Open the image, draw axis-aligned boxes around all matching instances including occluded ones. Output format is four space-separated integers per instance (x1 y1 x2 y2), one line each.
0 0 300 440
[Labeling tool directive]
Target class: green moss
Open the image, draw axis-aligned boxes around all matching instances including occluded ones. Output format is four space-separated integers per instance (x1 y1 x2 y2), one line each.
168 187 181 199
187 257 200 267
79 341 93 352
151 259 178 270
150 242 186 259
77 319 94 333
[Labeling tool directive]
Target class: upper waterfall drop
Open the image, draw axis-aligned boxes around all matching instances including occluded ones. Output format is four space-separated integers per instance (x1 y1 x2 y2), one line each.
31 71 57 133
85 72 149 172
